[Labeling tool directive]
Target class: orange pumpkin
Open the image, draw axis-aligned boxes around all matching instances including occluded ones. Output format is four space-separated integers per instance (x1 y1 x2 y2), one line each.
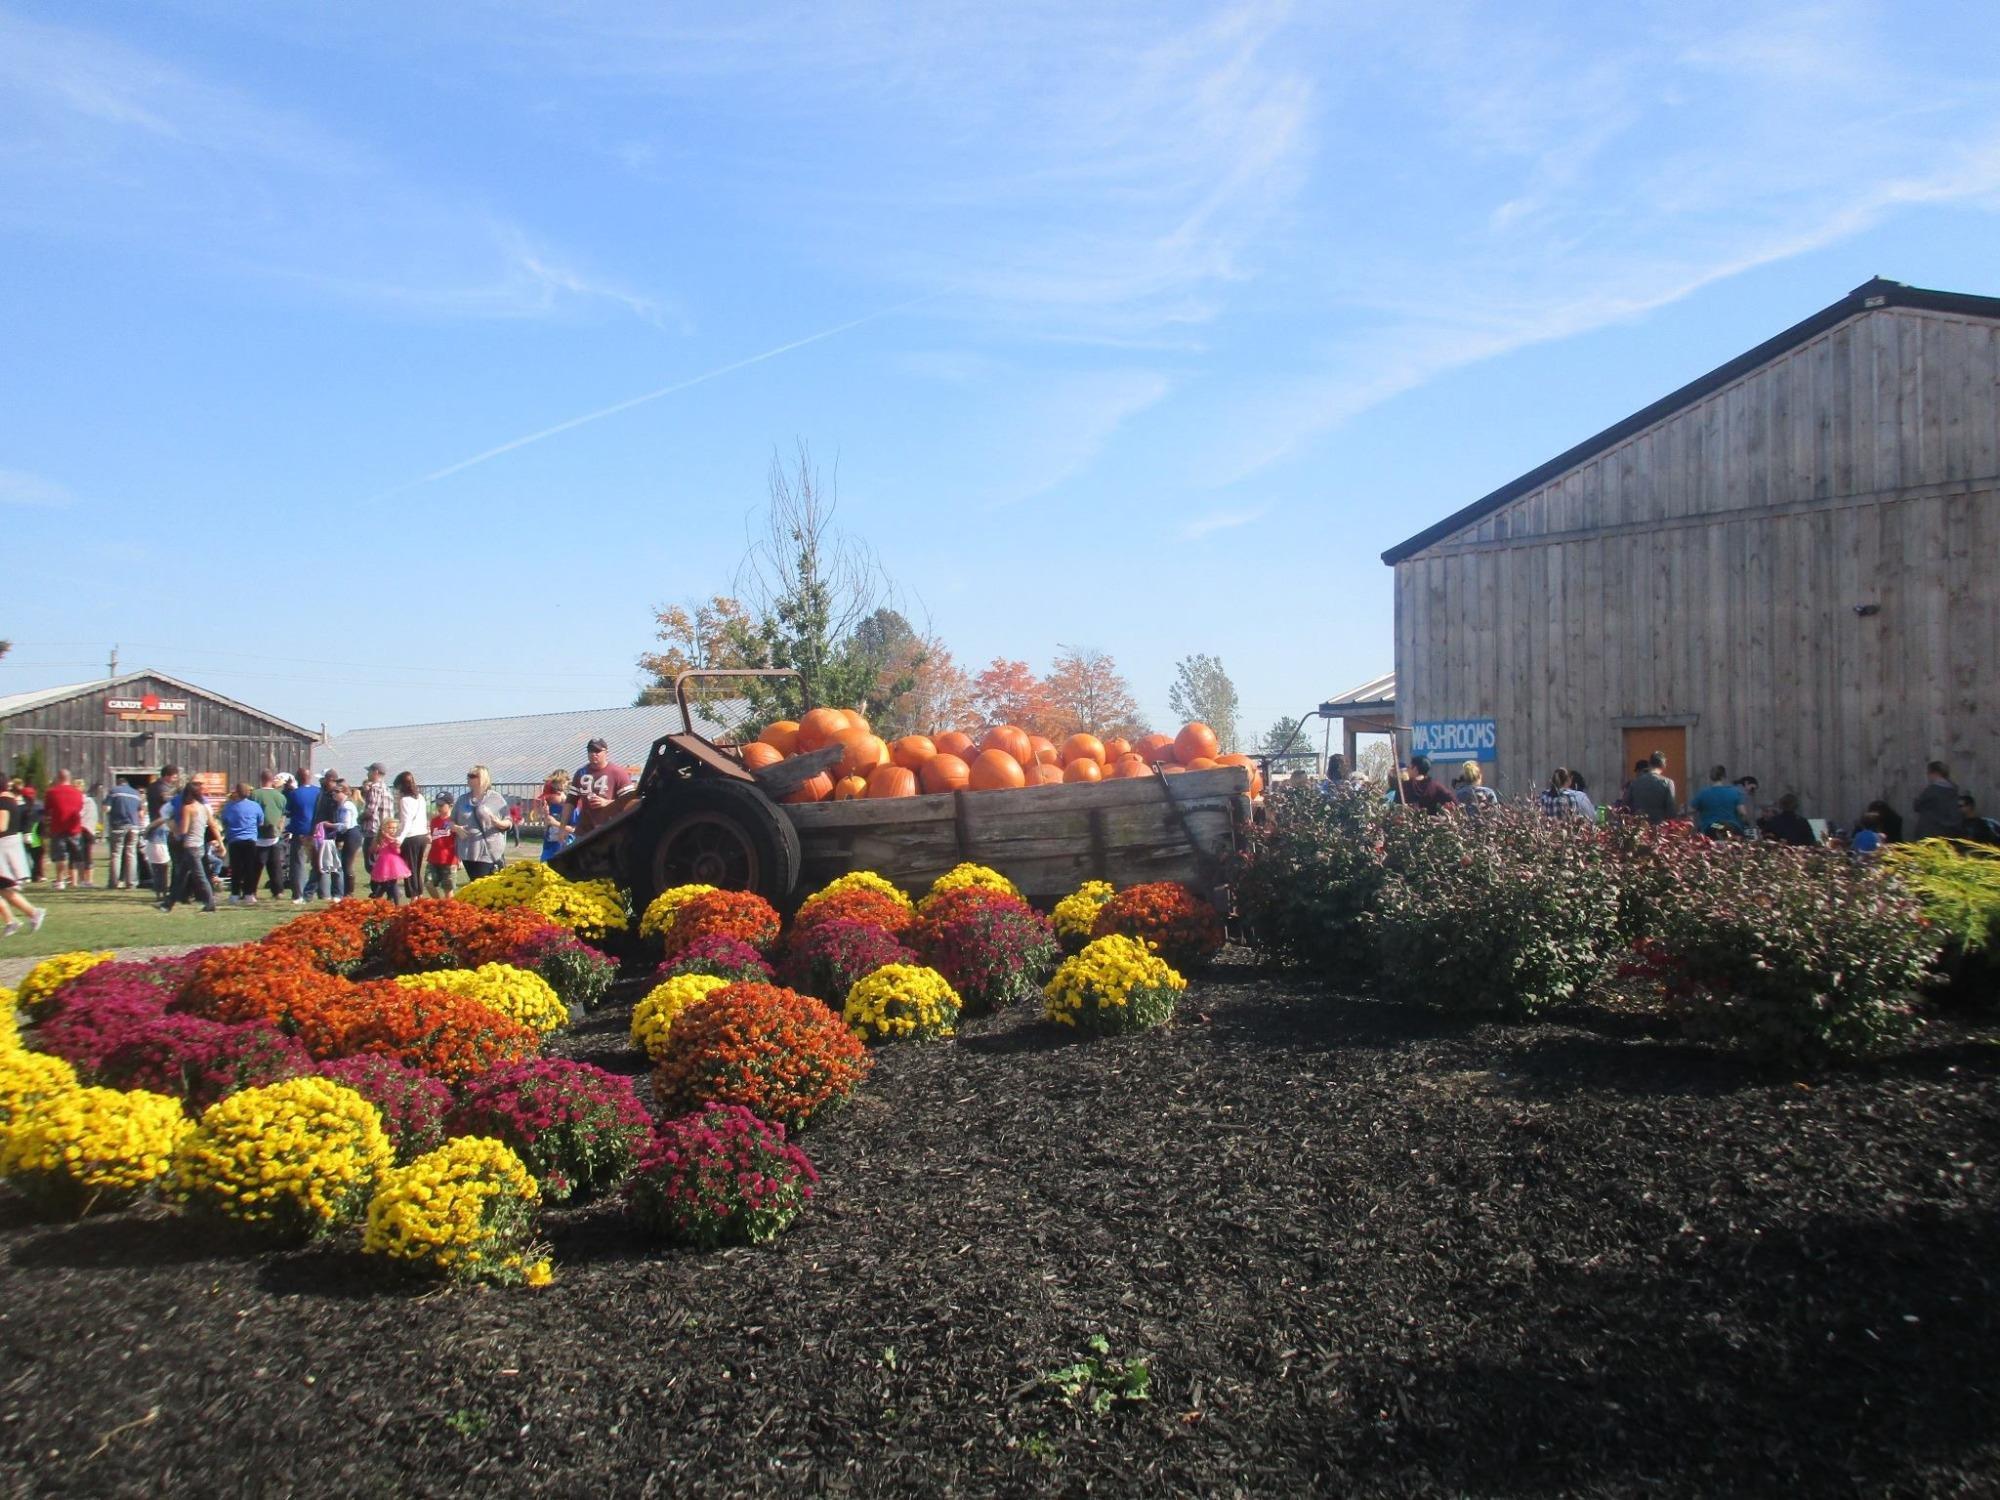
832 774 868 801
740 742 785 771
1214 752 1262 796
1160 763 1187 775
867 764 918 799
934 730 977 759
797 708 849 754
920 753 971 795
1102 737 1132 763
890 735 937 772
982 725 1033 767
1061 733 1105 767
1063 758 1104 784
1028 735 1058 765
1185 756 1219 772
782 772 833 804
968 748 1026 792
1135 733 1176 764
844 710 871 737
1175 722 1220 764
759 720 801 756
835 730 888 780
1026 762 1065 787
1112 754 1151 779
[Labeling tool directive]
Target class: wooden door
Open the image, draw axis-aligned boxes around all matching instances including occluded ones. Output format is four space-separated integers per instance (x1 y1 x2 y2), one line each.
1622 726 1688 803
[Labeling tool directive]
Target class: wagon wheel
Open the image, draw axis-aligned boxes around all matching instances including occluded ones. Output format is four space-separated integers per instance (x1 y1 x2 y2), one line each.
632 778 800 909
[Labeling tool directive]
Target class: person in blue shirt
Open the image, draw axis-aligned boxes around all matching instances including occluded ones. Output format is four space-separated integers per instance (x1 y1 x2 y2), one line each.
218 784 268 903
282 771 321 902
1690 765 1751 838
106 779 144 889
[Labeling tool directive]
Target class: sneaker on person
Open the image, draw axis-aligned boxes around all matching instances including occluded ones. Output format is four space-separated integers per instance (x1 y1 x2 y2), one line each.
30 908 46 931
1 921 18 938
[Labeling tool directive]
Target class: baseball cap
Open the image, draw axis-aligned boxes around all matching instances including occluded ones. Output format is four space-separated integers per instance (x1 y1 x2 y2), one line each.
587 737 609 752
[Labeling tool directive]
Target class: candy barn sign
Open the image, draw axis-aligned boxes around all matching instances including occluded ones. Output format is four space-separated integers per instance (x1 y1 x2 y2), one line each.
106 693 189 723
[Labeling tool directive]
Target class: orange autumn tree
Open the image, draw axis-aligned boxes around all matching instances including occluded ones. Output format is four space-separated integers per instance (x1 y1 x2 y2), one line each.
971 658 1061 738
635 595 757 706
1042 645 1147 741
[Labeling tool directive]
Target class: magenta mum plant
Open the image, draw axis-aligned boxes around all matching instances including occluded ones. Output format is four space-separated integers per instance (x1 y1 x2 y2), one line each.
907 900 1058 1014
97 1014 312 1108
656 934 776 987
507 930 620 1012
446 1058 651 1201
625 1104 818 1248
27 983 173 1074
316 1055 455 1162
776 919 916 1005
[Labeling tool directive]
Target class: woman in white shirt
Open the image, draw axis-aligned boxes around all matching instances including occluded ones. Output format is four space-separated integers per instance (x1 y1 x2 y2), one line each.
393 771 430 901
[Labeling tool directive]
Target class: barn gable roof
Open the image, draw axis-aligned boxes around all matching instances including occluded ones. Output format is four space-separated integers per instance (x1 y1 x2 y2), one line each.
1381 277 2000 566
0 669 316 738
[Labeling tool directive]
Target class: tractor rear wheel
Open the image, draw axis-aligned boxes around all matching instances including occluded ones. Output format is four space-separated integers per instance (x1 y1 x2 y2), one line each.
630 778 800 909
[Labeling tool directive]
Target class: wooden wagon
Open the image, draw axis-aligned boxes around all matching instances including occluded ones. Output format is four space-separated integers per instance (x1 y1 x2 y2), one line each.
548 672 1252 909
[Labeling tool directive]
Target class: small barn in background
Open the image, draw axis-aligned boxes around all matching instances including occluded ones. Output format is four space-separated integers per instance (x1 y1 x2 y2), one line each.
0 670 317 797
1383 278 2000 825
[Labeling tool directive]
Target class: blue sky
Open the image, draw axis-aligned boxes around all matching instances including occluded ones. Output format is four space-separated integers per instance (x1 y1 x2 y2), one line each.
3 1 1998 743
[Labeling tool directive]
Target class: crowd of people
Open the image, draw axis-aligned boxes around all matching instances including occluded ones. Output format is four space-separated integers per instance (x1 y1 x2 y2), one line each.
1301 752 2000 852
0 735 641 937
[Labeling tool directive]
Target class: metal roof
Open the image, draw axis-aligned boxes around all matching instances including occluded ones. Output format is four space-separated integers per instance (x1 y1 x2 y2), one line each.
0 669 316 737
1320 673 1396 712
314 701 744 788
1381 278 2000 566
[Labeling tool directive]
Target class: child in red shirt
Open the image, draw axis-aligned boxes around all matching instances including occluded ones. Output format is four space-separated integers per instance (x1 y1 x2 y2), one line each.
426 798 459 897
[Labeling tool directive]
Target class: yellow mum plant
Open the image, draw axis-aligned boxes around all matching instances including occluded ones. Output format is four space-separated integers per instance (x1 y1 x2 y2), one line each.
0 1049 77 1126
843 963 960 1043
457 863 630 939
919 863 1019 913
17 951 115 1011
0 987 20 1053
397 963 571 1036
1051 880 1117 943
1 1086 188 1214
1043 933 1186 1034
638 883 718 942
799 870 914 919
362 1135 549 1286
630 972 731 1061
175 1077 393 1238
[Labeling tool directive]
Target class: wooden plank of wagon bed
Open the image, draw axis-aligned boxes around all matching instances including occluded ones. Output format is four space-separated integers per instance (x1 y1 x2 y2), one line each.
782 765 1252 901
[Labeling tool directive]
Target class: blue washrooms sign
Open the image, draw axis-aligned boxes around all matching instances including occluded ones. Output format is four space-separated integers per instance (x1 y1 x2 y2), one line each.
1412 719 1497 761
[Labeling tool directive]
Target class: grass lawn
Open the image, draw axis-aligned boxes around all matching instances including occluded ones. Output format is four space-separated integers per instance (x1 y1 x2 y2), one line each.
0 840 549 961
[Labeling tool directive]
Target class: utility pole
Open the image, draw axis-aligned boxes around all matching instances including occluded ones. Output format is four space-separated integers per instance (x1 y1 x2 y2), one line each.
107 645 120 678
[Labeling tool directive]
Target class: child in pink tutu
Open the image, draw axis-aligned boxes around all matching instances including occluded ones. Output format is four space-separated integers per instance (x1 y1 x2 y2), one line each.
370 817 413 903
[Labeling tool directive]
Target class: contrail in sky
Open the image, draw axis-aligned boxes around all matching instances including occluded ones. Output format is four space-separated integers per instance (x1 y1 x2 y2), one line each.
366 294 936 501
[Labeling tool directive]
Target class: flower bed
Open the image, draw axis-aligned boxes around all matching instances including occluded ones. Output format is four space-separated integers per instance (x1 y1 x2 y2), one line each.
16 952 115 1012
174 1076 392 1239
918 863 1019 913
95 1014 312 1109
291 980 540 1082
843 963 960 1043
789 885 916 938
778 919 917 1004
384 899 563 973
1051 880 1116 951
260 899 398 976
1089 882 1224 972
362 1136 549 1285
638 883 717 944
317 1055 454 1163
458 862 630 940
658 890 782 961
396 964 571 1036
907 888 1058 1014
654 934 775 986
505 929 620 1012
630 973 733 1061
0 1085 188 1215
1044 934 1186 1034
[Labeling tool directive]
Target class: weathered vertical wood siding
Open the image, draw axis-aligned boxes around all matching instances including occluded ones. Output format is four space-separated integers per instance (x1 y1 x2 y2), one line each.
0 675 316 791
1393 304 2000 824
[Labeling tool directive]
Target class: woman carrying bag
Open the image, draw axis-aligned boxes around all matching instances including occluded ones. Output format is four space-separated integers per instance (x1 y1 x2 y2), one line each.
452 764 514 882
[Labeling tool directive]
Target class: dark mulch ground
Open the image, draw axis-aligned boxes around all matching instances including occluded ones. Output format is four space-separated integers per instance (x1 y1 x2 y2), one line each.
4 956 1998 1497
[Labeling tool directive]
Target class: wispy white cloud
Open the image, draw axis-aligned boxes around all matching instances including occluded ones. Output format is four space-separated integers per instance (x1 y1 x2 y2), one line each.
1180 505 1268 540
0 8 670 325
0 469 76 509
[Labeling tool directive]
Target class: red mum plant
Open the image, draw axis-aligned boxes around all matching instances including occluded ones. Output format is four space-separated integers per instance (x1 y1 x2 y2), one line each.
650 983 870 1131
446 1058 652 1202
260 898 400 976
660 890 781 961
96 1014 312 1109
291 979 539 1083
778 918 918 1006
26 982 174 1075
625 1104 819 1248
384 898 561 973
1090 881 1225 972
907 891 1058 1014
655 934 776 987
173 945 355 1030
316 1055 454 1162
790 886 914 939
505 929 620 1012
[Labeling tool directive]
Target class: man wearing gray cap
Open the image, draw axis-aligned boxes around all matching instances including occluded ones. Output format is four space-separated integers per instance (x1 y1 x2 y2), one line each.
569 737 634 837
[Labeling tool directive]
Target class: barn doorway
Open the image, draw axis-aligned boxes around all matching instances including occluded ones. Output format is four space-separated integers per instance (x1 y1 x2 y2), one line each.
1621 726 1689 801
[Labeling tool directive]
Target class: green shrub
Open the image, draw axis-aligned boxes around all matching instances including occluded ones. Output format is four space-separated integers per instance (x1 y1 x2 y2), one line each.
1233 783 1389 980
1374 805 1622 1017
1652 839 1940 1059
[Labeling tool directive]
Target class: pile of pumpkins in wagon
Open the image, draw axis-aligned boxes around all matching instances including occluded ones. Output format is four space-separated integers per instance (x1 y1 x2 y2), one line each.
739 709 1265 803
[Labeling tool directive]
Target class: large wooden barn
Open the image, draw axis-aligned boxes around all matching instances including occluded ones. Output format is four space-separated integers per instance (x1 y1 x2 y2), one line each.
1383 278 1999 827
0 670 317 796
